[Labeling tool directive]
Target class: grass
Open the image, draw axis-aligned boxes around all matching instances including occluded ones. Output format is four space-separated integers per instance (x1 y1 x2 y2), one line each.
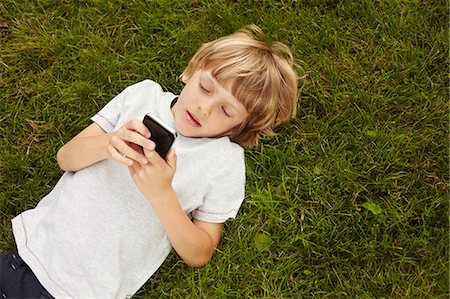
0 0 448 298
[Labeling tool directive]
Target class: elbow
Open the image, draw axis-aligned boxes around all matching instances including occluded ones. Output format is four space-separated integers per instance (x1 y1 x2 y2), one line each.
182 250 215 268
56 146 69 171
184 257 210 268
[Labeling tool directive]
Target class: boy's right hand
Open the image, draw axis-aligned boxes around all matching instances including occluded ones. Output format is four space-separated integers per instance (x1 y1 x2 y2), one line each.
107 119 155 166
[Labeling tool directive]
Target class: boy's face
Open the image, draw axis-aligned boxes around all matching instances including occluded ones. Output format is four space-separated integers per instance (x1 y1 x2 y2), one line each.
172 69 248 138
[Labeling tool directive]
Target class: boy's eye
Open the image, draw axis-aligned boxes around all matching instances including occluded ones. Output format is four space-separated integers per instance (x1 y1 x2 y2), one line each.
200 84 211 94
222 106 231 117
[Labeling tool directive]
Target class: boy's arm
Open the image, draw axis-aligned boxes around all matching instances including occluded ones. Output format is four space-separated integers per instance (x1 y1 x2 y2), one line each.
57 120 154 172
153 190 224 267
129 149 224 267
57 123 111 171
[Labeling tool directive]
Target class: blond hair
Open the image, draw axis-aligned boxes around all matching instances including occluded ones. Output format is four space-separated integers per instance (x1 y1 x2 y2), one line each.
181 25 299 147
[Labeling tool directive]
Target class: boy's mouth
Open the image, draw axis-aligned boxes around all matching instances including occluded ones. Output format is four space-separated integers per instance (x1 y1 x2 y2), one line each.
186 111 201 127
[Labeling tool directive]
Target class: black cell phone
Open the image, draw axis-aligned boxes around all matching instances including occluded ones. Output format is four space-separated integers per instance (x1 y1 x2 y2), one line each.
142 113 177 159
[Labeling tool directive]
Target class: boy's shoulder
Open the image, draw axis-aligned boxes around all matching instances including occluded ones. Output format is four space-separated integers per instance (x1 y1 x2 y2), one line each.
178 135 244 163
119 79 175 108
125 79 164 93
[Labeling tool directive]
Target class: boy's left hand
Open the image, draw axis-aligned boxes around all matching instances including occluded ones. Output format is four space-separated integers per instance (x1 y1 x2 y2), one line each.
128 147 177 202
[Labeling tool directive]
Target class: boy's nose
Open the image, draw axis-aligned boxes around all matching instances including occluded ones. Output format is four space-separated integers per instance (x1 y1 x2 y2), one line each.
198 98 215 117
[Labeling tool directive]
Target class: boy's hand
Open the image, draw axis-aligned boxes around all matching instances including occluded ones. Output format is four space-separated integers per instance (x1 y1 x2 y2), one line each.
107 119 155 166
128 148 177 202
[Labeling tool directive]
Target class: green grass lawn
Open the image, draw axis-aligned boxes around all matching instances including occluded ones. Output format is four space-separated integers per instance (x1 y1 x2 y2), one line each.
1 0 448 298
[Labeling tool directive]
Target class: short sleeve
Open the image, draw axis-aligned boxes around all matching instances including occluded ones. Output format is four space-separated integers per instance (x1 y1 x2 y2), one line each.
90 80 167 133
191 150 246 223
91 90 124 133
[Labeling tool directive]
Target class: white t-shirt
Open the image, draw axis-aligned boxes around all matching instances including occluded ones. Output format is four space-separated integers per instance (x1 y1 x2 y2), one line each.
12 80 246 298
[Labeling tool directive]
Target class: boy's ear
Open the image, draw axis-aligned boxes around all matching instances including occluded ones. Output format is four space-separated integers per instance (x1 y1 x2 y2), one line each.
180 73 189 84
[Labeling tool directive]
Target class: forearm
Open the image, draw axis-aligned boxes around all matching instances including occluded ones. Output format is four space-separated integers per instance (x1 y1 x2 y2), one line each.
57 119 156 172
128 148 223 267
57 130 111 172
151 189 221 267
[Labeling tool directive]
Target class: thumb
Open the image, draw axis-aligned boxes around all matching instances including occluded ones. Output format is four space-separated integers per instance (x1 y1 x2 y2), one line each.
166 147 177 171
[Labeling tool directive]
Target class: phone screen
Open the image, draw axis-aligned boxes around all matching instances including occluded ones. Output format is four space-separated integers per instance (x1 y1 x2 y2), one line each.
142 114 177 159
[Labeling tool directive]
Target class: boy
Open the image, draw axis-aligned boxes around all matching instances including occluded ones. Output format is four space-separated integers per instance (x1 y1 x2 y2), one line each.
1 25 299 298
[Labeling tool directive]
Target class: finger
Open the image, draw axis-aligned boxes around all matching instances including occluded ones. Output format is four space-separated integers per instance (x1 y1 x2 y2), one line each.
128 160 140 177
143 148 164 165
125 119 151 138
108 138 148 166
129 143 150 165
109 136 147 164
107 143 134 166
118 127 154 151
166 148 177 171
